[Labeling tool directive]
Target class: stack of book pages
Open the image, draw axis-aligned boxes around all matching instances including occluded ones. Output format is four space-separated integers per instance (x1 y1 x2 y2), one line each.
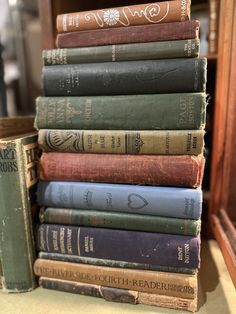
34 0 207 311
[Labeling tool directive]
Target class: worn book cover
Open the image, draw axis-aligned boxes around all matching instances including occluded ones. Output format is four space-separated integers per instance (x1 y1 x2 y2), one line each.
35 93 207 131
56 20 200 48
34 259 197 299
39 277 197 312
39 153 205 188
0 133 38 292
36 224 200 269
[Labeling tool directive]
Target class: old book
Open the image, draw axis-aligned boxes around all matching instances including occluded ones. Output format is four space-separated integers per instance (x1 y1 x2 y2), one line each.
36 224 200 269
39 277 197 312
37 181 203 220
43 39 199 65
56 20 200 48
38 252 196 274
0 116 35 137
0 133 38 292
34 259 197 299
40 207 201 236
57 0 190 33
35 93 207 130
42 58 207 96
39 153 205 188
38 129 204 155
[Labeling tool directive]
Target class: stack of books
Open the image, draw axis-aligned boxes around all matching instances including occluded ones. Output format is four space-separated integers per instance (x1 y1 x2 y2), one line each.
34 0 207 311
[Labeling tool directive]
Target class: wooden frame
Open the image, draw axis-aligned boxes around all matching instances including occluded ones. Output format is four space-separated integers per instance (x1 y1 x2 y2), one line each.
209 0 236 286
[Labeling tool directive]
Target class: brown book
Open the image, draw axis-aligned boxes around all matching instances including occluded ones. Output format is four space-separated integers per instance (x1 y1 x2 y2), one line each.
34 259 197 299
0 116 35 137
40 153 204 187
57 0 190 33
39 277 197 312
56 20 199 48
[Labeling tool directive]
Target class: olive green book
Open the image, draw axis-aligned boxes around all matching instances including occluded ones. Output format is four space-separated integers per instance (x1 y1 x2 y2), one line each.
38 129 204 155
0 132 38 292
40 207 201 236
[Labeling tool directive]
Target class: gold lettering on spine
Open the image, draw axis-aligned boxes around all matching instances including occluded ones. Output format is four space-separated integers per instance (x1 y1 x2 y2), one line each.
63 15 67 32
59 227 66 254
52 230 59 251
112 45 116 61
67 228 73 254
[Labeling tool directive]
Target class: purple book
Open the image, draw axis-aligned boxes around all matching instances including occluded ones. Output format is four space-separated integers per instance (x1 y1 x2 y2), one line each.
36 224 200 269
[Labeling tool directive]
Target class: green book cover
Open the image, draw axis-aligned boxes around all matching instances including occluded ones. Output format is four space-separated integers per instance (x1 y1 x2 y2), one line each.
42 39 200 65
0 133 38 292
40 207 201 236
35 93 206 130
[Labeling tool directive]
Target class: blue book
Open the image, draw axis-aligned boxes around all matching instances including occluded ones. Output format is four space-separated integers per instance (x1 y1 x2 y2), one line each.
37 181 202 219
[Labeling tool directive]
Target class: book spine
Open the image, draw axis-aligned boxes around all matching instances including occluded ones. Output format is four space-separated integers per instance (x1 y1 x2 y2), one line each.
57 0 190 33
34 259 197 299
38 129 204 155
39 277 197 312
39 153 205 188
38 252 196 274
0 139 37 292
40 207 201 236
35 93 206 130
37 181 203 220
42 58 207 96
36 224 200 268
56 20 200 48
43 39 200 65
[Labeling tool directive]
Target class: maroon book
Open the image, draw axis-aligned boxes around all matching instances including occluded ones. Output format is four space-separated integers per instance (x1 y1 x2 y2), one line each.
56 20 199 48
40 153 205 188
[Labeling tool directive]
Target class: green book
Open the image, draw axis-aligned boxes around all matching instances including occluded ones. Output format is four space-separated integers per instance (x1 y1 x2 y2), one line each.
40 207 201 236
42 39 200 65
0 133 38 292
35 93 206 130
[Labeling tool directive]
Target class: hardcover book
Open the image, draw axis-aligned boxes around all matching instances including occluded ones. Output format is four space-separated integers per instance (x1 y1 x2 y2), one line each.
36 224 200 269
57 0 191 33
0 133 38 292
38 129 204 155
39 207 201 236
35 93 207 130
56 20 200 48
39 277 197 312
37 181 203 219
42 58 207 96
39 153 205 188
34 259 197 299
43 39 199 65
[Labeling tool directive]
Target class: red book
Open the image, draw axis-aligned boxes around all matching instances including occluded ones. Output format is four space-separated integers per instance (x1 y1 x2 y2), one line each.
56 20 199 48
40 153 205 188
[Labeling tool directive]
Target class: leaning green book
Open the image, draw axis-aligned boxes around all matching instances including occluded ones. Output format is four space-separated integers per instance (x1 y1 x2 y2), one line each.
40 207 201 236
0 133 38 292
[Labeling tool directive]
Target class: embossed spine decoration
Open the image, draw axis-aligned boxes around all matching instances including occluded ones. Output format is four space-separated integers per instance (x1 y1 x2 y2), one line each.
57 0 190 33
37 181 203 220
38 129 204 155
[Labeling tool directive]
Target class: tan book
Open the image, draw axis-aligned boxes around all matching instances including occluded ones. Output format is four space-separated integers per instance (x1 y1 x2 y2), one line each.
38 129 204 155
0 116 35 138
39 276 197 312
34 259 197 300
